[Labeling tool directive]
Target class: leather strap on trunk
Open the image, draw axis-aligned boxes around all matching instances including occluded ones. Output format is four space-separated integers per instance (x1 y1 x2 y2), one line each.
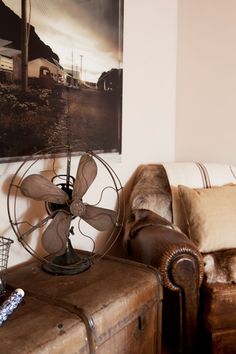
75 307 97 354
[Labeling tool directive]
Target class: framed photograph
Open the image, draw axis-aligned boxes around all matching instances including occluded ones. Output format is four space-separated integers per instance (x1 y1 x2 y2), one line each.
0 0 123 162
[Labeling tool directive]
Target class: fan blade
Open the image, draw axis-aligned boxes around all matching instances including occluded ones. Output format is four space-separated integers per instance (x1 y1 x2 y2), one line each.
81 205 117 231
20 174 69 204
73 154 97 199
42 211 72 255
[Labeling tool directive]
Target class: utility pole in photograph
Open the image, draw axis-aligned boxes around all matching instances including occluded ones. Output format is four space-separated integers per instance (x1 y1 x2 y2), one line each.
21 0 28 91
80 54 83 81
72 50 74 79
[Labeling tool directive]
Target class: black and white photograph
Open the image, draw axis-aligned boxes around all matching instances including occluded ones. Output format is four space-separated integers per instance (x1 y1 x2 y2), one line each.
0 0 123 162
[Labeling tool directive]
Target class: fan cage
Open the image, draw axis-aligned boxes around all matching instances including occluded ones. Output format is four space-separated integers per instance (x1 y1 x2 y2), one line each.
7 146 124 272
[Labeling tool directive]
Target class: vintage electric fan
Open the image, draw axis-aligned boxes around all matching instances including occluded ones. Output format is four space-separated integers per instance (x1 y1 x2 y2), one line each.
7 146 123 275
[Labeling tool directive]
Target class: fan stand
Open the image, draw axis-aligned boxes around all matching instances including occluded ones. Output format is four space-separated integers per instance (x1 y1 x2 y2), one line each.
43 239 91 275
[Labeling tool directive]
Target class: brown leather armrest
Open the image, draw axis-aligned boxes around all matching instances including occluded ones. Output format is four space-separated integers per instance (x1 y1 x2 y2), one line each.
127 209 204 291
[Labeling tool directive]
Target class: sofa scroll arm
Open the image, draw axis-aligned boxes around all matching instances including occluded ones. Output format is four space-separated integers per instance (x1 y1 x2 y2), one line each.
127 210 204 354
129 224 204 288
127 210 204 291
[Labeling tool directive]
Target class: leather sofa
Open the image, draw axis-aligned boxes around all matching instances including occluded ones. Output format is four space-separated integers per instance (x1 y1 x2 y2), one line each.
118 162 236 354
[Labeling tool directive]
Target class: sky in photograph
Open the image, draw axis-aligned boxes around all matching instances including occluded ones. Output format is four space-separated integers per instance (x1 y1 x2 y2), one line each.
3 0 123 82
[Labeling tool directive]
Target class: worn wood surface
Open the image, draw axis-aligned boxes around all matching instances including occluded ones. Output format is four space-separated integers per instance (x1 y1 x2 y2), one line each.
1 255 162 354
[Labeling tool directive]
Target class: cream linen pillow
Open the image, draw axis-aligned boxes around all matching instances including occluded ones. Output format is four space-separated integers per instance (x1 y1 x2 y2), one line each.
178 184 236 252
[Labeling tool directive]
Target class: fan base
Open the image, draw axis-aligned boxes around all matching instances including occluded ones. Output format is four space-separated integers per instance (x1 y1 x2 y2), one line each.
42 258 91 275
42 239 91 275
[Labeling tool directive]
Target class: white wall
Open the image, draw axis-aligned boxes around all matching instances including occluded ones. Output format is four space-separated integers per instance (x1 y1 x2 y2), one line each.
0 0 178 267
176 0 236 164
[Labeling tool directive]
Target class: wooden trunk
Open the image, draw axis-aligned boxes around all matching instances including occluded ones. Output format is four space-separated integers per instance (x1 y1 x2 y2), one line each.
2 256 163 354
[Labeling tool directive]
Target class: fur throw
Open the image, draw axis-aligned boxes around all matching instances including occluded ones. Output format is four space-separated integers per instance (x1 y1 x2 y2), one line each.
203 249 236 284
128 209 175 239
120 164 173 248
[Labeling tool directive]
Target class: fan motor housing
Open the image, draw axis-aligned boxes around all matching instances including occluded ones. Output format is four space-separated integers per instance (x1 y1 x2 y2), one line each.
46 182 73 214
